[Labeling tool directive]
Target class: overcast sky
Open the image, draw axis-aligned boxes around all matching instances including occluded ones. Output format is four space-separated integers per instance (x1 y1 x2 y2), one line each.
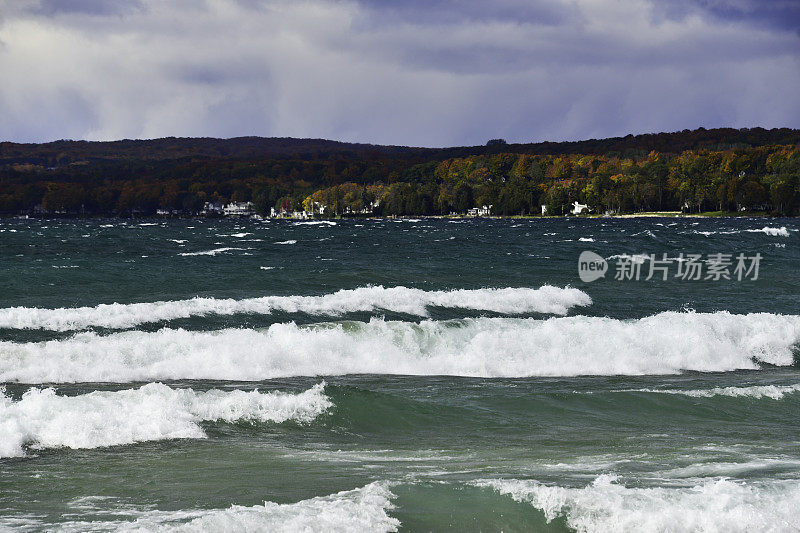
1 0 799 146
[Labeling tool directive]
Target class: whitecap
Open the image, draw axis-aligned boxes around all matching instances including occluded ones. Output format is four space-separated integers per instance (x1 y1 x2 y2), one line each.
1 311 798 383
476 475 800 533
178 247 247 256
0 482 398 532
0 383 329 458
606 253 650 264
746 226 790 237
623 383 800 400
0 285 591 331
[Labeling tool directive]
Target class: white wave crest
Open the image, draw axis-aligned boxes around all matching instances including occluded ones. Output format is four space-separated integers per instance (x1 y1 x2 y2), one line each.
1 312 798 383
606 253 650 264
293 220 337 226
477 475 800 533
178 247 247 256
0 286 591 331
628 383 800 400
747 226 790 237
0 383 330 458
2 482 398 532
693 226 792 237
274 239 297 244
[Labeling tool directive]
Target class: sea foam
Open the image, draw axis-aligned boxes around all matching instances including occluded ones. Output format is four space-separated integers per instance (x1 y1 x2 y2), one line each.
693 226 793 237
1 482 398 532
178 247 248 256
747 226 791 237
1 312 798 383
477 476 800 533
0 383 330 458
625 383 800 400
0 286 591 331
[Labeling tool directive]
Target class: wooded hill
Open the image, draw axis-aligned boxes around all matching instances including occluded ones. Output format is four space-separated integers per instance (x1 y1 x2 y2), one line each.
1 127 799 216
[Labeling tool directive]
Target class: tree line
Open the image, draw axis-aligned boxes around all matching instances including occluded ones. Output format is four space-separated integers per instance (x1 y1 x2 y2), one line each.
305 146 800 216
1 128 798 217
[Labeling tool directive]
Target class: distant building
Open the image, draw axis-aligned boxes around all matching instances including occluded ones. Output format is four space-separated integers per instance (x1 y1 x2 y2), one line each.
467 205 493 217
202 202 224 216
273 207 312 219
571 201 590 215
541 205 548 215
363 200 379 214
222 201 253 216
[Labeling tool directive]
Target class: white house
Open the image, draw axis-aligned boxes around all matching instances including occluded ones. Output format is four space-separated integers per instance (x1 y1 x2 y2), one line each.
468 205 493 216
223 201 254 216
571 201 590 215
477 204 492 216
310 202 328 216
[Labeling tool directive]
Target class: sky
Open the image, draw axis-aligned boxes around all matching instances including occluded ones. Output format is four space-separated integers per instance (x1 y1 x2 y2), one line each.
0 0 799 146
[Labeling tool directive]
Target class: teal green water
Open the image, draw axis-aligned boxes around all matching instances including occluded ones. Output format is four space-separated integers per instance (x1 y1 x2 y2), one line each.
1 218 799 531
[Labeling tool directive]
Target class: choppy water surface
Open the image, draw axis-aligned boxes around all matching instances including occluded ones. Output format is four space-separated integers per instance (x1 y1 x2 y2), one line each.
1 217 799 531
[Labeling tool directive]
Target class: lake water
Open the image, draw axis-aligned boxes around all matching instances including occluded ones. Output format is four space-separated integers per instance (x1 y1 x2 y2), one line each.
1 217 799 531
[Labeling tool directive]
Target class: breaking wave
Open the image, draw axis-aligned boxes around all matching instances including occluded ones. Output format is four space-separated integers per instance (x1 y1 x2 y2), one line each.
178 247 248 256
0 286 591 332
1 482 398 532
1 311 798 383
606 253 650 264
693 226 793 237
747 226 791 237
477 475 800 533
0 383 330 458
623 383 800 400
293 220 337 226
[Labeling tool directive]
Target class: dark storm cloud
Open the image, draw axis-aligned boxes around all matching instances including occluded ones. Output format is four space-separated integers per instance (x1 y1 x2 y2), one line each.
654 0 800 34
0 0 798 145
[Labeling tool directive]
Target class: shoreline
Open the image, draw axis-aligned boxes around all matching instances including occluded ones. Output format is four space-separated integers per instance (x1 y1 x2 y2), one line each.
2 211 792 221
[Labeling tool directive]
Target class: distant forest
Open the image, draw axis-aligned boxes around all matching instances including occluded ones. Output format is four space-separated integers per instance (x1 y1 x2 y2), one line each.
1 127 799 217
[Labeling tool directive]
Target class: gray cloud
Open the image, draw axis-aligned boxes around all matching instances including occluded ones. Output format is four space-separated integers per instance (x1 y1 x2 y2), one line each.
0 0 798 146
356 0 573 27
654 0 800 34
26 0 145 17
